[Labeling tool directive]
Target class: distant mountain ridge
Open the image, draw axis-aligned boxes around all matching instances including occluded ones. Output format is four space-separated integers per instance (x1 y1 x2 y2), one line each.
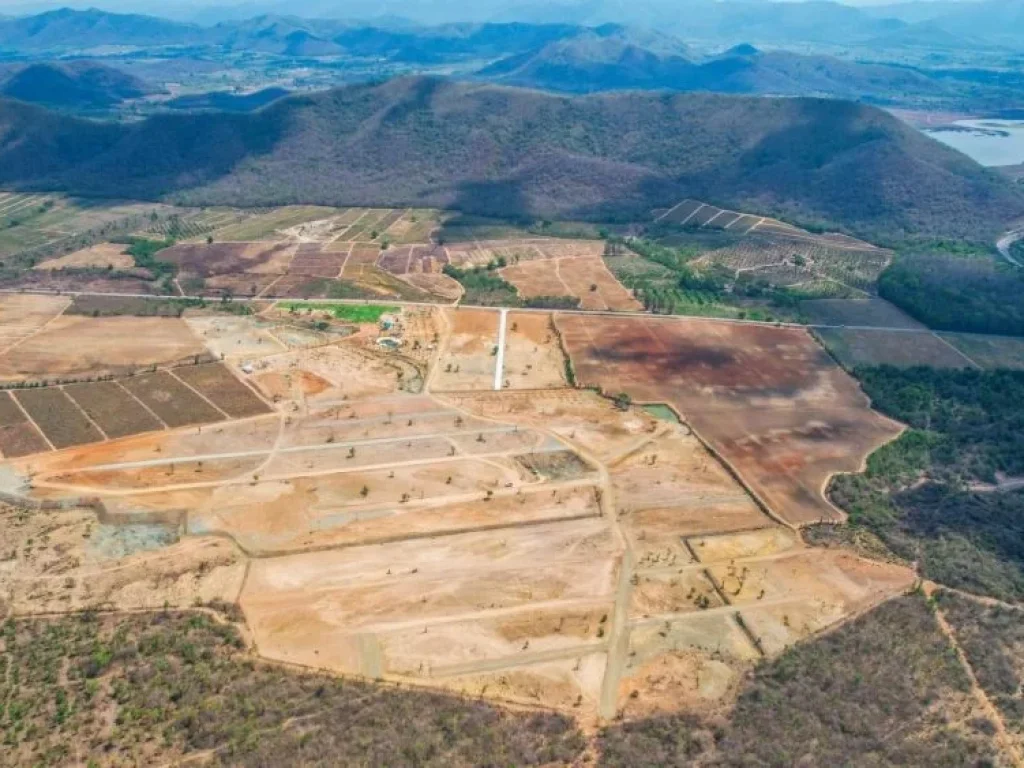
0 76 1019 242
478 36 950 102
2 4 1021 56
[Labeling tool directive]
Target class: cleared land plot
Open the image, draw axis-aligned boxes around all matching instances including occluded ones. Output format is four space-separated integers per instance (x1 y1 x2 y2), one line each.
185 315 287 359
0 316 206 382
500 256 641 311
432 308 499 391
120 371 225 427
288 243 346 277
171 363 271 418
34 242 134 271
157 241 295 277
816 327 975 369
13 387 104 449
801 297 926 328
502 313 568 390
0 293 69 351
939 332 1024 370
0 390 49 457
63 381 165 439
382 209 443 244
556 315 902 525
240 518 618 678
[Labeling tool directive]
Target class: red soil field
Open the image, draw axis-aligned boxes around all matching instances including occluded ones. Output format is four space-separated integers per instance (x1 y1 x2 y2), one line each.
555 315 902 525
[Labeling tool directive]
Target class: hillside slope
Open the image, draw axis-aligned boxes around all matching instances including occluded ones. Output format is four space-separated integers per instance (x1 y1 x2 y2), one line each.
0 77 1019 241
0 61 155 108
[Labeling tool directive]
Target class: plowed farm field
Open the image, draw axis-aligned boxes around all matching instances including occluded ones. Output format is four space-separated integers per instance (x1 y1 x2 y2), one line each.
555 314 902 525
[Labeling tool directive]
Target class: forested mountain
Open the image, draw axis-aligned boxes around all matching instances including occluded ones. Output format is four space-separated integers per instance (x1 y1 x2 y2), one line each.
0 7 202 50
0 77 1019 241
0 61 155 108
479 38 950 102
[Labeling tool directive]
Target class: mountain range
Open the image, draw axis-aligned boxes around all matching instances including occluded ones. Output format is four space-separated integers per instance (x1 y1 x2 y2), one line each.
7 1 1022 50
0 76 1019 242
1 4 1022 56
477 37 951 101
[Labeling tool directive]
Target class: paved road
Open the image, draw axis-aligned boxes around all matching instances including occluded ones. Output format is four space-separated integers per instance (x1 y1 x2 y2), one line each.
493 308 507 391
0 286 963 335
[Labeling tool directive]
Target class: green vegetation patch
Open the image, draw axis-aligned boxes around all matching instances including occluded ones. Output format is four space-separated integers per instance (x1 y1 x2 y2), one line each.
880 252 1024 336
598 594 998 766
640 403 682 424
830 366 1024 601
443 263 521 307
0 611 586 766
278 302 398 323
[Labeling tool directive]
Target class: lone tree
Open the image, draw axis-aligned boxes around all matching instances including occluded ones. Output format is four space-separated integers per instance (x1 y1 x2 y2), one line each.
613 392 632 411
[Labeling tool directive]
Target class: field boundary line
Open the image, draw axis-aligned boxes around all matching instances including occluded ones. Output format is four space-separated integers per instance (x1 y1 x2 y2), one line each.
429 641 609 679
58 385 109 441
929 331 982 369
165 368 232 420
0 293 72 357
680 417 797 532
111 379 170 429
678 203 705 226
7 390 54 451
230 510 603 561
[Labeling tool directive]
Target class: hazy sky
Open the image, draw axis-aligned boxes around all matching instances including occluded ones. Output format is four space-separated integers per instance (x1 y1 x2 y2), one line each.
0 0 982 12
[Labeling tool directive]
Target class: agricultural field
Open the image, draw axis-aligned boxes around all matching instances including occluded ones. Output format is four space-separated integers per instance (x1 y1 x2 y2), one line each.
33 241 134 271
689 235 891 292
816 327 977 369
0 315 208 383
0 306 913 727
500 254 641 311
939 332 1024 370
555 314 903 526
206 206 343 241
801 297 927 328
0 390 49 457
651 200 892 295
0 194 168 264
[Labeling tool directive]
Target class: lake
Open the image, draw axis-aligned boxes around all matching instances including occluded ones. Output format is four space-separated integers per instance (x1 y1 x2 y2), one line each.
923 120 1024 167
